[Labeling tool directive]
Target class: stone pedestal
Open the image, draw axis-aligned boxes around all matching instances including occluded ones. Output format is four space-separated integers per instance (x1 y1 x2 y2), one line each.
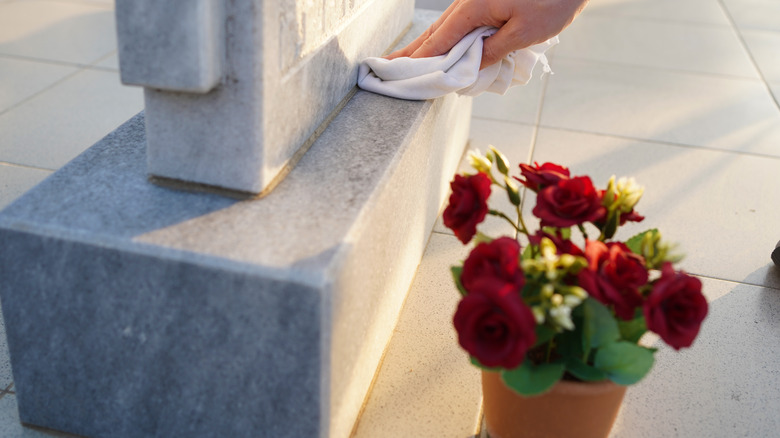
0 12 472 437
116 0 414 195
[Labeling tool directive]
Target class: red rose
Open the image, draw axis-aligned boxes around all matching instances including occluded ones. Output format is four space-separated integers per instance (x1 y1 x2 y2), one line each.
443 173 492 244
533 176 606 228
644 263 707 350
461 237 525 293
579 240 647 320
515 162 570 192
453 279 536 368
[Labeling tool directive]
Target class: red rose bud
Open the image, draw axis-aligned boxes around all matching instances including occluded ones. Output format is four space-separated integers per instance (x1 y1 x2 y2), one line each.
579 240 647 320
533 176 606 228
461 237 525 293
443 173 492 244
453 279 536 369
516 162 570 192
644 263 708 350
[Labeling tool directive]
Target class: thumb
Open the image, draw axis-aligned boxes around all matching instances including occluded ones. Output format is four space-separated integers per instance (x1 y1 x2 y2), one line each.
480 25 523 69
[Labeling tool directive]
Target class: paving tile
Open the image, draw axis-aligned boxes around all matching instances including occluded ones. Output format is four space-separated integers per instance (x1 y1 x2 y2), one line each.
352 232 482 438
770 82 780 104
741 30 780 83
721 0 780 32
471 72 547 125
0 56 77 114
530 127 780 289
557 15 759 79
91 51 118 71
541 58 780 157
582 0 731 26
611 278 780 437
0 69 143 170
0 0 116 65
433 118 535 238
0 163 51 210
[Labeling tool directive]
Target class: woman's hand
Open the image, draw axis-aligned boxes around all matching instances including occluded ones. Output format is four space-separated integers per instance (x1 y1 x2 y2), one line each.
387 0 589 69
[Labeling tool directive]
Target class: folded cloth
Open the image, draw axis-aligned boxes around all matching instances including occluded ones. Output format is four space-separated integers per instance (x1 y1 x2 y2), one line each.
357 26 558 100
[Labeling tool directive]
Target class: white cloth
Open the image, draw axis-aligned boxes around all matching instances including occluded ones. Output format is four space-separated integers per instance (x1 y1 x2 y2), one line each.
357 27 558 101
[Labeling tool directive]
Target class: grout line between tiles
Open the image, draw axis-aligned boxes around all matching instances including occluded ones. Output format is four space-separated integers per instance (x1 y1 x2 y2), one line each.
0 53 94 70
0 160 55 172
0 66 88 118
534 124 780 161
470 116 780 162
581 11 733 30
716 0 780 110
553 54 765 83
693 273 780 291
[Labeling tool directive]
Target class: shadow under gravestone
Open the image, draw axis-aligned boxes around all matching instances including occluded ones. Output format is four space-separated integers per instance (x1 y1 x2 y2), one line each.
0 2 472 437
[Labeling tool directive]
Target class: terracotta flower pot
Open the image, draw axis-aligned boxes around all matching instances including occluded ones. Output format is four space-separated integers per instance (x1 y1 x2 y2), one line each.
482 370 627 438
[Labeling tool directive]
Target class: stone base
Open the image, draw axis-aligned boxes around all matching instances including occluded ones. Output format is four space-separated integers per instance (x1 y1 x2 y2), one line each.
0 15 471 438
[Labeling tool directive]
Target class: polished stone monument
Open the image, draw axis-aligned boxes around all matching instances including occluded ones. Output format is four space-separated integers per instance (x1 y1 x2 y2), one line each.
0 2 472 437
116 0 414 195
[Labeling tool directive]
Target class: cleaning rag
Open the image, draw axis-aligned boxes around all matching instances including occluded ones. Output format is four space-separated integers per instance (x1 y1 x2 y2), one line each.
357 26 558 100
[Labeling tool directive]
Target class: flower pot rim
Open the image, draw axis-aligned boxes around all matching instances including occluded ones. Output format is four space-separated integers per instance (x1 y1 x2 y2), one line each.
485 370 625 397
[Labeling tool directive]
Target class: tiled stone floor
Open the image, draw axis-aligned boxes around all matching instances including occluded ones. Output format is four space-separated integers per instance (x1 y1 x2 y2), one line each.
1 0 779 436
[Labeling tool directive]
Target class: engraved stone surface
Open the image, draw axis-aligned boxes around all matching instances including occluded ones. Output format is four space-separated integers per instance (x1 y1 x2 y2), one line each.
117 0 415 194
0 17 472 433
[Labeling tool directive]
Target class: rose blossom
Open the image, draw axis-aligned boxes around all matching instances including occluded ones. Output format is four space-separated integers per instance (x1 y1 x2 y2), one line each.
533 176 606 228
579 240 647 320
442 172 491 244
515 162 570 192
453 278 536 368
461 237 525 293
644 263 708 350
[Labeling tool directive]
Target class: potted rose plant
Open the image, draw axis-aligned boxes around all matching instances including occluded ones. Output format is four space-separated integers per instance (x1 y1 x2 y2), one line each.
444 146 708 438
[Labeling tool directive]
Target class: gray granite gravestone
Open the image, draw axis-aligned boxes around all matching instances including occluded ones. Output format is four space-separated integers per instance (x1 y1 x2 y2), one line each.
0 6 472 438
116 0 414 195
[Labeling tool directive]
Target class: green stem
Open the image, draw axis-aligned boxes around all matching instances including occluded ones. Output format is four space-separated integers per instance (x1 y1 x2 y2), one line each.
546 339 554 363
515 205 531 238
578 224 589 240
489 210 522 233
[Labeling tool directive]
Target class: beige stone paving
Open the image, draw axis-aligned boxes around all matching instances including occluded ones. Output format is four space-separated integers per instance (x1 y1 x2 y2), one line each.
1 0 779 437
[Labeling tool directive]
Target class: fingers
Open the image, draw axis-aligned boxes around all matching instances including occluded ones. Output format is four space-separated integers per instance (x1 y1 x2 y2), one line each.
479 21 524 69
385 0 462 60
410 1 484 59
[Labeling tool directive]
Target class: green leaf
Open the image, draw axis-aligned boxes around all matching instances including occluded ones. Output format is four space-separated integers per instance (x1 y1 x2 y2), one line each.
470 356 501 371
473 232 494 245
451 266 467 297
533 324 557 348
582 298 620 354
565 356 608 382
594 341 655 386
617 317 647 344
626 229 658 254
501 361 566 396
521 243 534 261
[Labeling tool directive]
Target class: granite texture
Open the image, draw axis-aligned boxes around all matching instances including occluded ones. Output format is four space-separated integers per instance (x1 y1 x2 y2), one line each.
0 54 472 438
115 0 224 93
135 0 414 194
